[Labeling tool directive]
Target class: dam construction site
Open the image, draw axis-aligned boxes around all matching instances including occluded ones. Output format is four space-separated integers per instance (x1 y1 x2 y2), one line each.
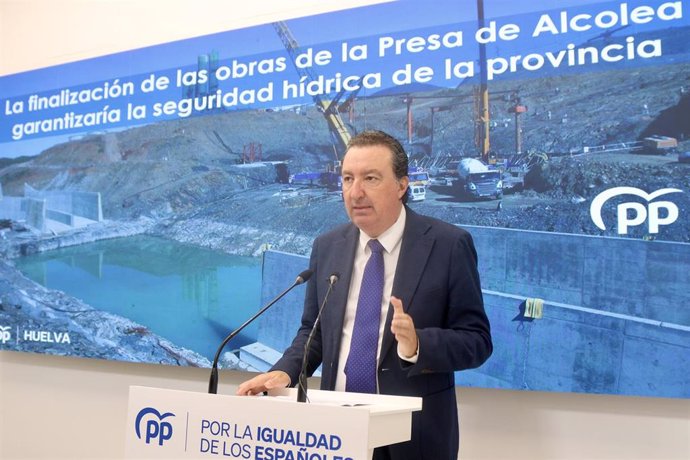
1 56 688 250
0 20 688 397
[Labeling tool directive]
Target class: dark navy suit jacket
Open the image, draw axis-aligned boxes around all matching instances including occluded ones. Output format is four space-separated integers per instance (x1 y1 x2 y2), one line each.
273 207 492 460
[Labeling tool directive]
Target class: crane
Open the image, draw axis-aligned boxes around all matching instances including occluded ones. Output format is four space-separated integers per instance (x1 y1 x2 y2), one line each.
272 21 355 167
475 0 491 164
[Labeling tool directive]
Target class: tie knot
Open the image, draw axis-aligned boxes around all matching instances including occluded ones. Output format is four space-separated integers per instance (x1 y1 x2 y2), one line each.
367 239 384 254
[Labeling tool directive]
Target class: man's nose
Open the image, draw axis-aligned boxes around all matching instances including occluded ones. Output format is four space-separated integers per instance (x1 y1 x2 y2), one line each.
349 179 366 198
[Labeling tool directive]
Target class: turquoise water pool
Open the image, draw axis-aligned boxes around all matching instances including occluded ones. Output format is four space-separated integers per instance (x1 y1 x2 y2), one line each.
15 235 262 361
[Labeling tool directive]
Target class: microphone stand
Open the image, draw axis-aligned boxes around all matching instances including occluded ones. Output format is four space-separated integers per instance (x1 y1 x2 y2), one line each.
208 269 313 394
297 273 338 403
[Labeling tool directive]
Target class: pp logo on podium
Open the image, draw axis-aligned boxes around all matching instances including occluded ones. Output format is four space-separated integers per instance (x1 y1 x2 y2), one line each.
135 407 175 446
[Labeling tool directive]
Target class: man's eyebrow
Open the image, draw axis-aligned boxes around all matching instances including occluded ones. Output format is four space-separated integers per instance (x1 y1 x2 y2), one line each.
342 168 383 176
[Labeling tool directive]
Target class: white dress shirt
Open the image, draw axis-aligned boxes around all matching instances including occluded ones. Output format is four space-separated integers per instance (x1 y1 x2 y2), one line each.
334 206 407 392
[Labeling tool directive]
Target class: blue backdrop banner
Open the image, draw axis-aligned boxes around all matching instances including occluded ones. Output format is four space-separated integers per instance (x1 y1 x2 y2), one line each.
0 0 688 399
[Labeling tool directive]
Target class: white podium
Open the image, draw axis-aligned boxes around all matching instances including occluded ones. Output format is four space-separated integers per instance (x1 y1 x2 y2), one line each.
125 385 422 460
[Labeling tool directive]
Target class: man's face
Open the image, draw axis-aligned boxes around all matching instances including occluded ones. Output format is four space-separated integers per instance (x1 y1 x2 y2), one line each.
341 144 408 238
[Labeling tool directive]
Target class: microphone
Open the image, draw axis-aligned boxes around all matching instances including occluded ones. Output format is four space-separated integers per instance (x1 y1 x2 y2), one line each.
208 268 313 394
296 272 339 403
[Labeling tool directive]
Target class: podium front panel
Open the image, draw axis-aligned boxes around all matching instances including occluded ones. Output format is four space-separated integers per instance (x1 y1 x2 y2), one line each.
125 386 412 460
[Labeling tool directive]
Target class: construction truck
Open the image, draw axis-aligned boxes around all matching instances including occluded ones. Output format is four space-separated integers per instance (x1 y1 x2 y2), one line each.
640 135 678 155
408 168 430 186
288 170 341 189
408 184 427 202
454 158 503 200
406 167 429 202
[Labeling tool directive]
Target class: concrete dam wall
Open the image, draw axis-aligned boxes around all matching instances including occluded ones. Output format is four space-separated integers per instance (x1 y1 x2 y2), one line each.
253 226 689 398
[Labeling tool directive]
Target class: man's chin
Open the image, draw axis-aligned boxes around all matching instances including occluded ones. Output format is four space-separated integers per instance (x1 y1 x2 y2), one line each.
350 214 377 232
350 209 373 221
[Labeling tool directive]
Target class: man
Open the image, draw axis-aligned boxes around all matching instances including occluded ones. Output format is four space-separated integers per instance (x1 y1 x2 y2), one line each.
238 130 492 460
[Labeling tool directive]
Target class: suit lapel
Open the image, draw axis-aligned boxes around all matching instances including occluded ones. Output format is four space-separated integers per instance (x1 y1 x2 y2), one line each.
322 224 358 374
379 209 434 362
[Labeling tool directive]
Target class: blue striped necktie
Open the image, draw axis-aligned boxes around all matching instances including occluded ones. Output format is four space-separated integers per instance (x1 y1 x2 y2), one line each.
345 239 385 393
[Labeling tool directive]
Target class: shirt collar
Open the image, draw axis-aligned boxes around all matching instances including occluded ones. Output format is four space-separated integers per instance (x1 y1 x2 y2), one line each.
358 206 406 254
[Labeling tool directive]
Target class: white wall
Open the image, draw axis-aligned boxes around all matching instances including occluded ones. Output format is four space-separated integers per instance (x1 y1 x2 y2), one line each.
1 1 689 459
2 351 688 459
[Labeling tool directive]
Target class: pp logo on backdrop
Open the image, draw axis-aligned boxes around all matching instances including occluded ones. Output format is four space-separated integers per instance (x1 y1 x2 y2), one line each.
0 326 11 344
590 187 683 234
135 407 175 446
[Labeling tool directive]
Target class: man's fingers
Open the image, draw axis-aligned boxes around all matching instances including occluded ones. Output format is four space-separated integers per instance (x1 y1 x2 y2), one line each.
236 371 289 396
390 296 403 314
264 372 290 389
391 297 412 335
236 376 265 396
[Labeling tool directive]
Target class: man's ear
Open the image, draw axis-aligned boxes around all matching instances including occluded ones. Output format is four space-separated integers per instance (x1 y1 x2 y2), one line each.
398 176 409 199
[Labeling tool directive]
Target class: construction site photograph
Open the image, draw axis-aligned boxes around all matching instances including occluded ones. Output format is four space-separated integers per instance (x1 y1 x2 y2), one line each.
0 0 688 398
